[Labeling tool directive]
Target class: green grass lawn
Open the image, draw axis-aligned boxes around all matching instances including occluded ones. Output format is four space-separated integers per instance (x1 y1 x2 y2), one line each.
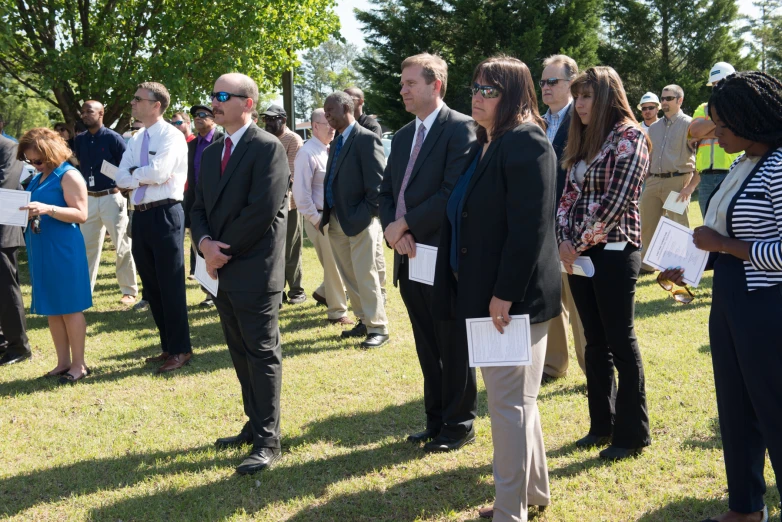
1 205 778 521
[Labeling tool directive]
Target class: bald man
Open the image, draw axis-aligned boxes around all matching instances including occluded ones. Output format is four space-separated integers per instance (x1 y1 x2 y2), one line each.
73 100 138 304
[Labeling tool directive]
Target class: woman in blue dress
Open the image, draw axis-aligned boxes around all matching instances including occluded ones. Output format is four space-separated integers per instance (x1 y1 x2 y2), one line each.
17 128 92 383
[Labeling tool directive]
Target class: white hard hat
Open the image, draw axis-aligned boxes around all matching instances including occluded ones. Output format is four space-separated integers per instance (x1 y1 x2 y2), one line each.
637 92 661 111
707 62 736 86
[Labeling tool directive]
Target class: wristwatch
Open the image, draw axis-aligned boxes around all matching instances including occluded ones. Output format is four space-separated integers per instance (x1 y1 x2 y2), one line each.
50 206 57 216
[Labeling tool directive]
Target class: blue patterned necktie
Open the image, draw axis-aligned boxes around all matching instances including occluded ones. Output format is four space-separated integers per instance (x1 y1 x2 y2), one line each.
325 134 344 208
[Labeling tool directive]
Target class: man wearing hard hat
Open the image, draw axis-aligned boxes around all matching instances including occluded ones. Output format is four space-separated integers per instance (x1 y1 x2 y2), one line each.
637 92 661 133
688 62 743 217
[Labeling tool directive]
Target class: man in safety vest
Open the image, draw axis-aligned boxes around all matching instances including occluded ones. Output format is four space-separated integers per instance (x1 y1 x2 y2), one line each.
688 62 743 218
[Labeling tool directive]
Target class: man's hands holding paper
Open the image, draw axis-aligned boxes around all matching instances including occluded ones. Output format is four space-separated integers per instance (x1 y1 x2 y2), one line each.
200 238 232 279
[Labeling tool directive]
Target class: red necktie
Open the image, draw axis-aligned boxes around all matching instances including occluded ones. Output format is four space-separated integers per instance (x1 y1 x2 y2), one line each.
221 137 233 176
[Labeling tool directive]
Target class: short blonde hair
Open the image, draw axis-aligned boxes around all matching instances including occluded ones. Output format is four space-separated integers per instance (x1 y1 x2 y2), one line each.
16 127 73 167
401 53 448 98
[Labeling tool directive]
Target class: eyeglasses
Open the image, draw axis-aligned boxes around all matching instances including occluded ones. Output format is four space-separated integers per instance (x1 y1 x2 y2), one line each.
657 273 694 304
193 111 212 119
132 96 157 103
641 106 658 112
539 78 568 88
171 120 185 126
471 83 501 99
660 96 679 102
26 158 44 166
210 91 248 102
263 115 283 121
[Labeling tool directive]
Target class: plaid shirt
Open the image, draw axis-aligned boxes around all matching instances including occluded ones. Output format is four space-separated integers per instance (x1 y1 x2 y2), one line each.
556 123 649 252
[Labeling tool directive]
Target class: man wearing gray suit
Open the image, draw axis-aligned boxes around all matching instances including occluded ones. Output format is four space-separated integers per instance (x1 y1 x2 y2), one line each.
379 53 477 452
321 91 389 349
0 135 31 366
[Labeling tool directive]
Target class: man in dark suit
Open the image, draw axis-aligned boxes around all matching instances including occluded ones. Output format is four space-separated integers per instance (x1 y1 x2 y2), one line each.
321 91 389 349
190 73 290 475
0 135 31 366
184 104 222 307
539 54 586 383
379 53 478 452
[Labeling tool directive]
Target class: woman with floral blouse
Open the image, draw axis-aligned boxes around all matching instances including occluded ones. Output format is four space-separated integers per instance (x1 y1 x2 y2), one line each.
556 66 652 461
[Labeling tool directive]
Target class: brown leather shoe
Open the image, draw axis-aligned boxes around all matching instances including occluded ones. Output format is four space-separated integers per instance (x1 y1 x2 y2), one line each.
328 316 354 325
145 352 170 364
157 353 191 373
478 506 493 518
312 292 327 306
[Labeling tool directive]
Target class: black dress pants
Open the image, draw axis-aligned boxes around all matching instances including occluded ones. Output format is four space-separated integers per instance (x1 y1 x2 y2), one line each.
399 261 477 438
214 289 282 449
567 244 650 448
131 202 191 355
0 247 30 357
710 254 782 514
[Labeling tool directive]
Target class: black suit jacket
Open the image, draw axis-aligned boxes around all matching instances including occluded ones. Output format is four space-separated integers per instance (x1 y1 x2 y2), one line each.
184 129 223 228
379 104 476 285
190 124 290 293
551 106 572 202
320 123 385 237
358 113 383 137
0 136 25 249
432 123 562 323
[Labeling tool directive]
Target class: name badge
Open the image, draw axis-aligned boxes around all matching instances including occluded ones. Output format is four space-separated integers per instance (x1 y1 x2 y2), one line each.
88 175 95 187
604 242 628 251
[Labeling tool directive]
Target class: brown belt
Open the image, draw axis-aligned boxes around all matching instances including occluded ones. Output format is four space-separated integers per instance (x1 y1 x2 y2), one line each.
88 188 120 197
649 172 688 178
135 199 179 212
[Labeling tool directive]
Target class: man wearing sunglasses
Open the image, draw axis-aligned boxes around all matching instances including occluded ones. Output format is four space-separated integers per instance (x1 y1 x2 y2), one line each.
184 105 223 306
170 112 195 143
190 73 290 475
637 92 661 132
262 104 306 305
116 81 192 373
538 54 587 385
640 84 698 274
73 100 138 306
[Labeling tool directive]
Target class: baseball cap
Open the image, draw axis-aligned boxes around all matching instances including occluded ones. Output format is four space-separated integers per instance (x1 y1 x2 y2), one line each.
637 92 661 111
189 105 213 117
707 62 736 86
262 104 287 118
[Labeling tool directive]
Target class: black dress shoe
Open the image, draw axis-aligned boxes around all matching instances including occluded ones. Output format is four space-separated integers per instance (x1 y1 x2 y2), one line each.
424 429 476 453
236 447 281 475
575 434 611 448
287 293 307 305
341 321 367 338
360 333 389 348
599 445 643 461
215 425 254 449
407 428 439 443
0 351 31 366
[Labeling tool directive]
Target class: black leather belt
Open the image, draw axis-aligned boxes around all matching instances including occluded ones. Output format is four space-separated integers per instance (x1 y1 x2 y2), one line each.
135 198 178 212
649 172 687 178
88 188 120 197
700 169 729 175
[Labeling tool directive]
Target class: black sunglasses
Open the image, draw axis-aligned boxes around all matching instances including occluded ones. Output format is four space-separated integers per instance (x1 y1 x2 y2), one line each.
262 115 282 121
210 92 248 103
471 83 501 99
132 96 157 103
193 111 212 119
26 158 44 166
660 96 679 102
539 78 568 88
641 106 658 111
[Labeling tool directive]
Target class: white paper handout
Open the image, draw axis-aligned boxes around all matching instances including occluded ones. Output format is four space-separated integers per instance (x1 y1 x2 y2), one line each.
662 191 688 215
0 188 30 228
195 254 219 296
643 217 708 286
100 160 118 180
466 315 532 367
409 244 437 286
560 256 595 277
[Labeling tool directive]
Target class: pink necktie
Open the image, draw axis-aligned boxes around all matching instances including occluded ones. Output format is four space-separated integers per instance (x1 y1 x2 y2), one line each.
133 130 150 204
396 123 426 219
221 137 233 176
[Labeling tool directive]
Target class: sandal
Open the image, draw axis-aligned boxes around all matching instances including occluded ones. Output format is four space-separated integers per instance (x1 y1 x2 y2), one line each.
58 371 88 384
43 368 69 378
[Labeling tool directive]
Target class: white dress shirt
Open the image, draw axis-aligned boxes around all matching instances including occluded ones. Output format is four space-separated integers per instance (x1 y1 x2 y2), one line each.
410 102 443 156
116 119 188 204
292 136 329 226
221 120 253 159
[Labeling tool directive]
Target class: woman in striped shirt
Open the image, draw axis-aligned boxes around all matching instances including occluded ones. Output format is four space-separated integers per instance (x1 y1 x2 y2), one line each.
662 71 782 522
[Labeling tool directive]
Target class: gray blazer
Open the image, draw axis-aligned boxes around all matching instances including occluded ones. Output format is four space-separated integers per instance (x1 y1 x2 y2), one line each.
0 136 25 248
320 123 385 237
378 104 476 285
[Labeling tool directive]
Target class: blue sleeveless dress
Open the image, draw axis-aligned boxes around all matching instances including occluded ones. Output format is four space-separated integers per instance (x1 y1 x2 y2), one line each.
25 162 92 315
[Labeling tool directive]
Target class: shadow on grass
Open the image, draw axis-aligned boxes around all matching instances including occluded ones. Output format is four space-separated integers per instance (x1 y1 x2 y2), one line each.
635 497 728 521
634 295 712 319
538 382 587 401
699 344 712 354
681 417 722 451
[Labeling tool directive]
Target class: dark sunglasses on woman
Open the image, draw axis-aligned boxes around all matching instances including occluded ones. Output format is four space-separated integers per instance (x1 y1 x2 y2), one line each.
471 83 501 98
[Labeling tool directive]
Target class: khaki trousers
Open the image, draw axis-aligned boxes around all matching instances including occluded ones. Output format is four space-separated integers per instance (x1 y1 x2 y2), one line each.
482 320 551 522
82 192 138 296
640 174 692 271
328 215 388 334
544 273 586 377
304 219 348 320
375 226 387 297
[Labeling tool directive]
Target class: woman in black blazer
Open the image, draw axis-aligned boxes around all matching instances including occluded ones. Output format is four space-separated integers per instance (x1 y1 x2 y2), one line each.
432 55 560 522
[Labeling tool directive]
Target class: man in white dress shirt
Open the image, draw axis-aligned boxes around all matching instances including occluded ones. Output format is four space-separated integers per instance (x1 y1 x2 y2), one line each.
116 82 192 373
292 108 349 324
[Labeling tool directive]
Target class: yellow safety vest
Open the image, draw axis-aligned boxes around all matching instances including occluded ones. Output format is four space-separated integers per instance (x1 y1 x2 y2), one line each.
692 103 742 171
